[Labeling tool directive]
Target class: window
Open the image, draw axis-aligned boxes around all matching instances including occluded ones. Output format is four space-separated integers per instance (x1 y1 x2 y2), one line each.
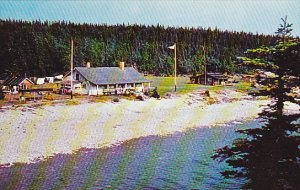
76 73 79 80
20 84 27 90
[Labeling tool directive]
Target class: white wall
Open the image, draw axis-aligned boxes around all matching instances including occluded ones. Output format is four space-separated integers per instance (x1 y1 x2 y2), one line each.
87 84 104 96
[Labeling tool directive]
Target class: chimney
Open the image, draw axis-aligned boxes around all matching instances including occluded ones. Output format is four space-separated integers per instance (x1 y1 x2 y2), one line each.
86 62 91 68
119 61 125 71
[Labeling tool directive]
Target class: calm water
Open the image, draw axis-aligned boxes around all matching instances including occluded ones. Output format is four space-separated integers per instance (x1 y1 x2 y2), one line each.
0 120 261 190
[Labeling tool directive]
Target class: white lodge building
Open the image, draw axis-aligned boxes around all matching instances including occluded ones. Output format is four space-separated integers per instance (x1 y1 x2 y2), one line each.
64 62 152 95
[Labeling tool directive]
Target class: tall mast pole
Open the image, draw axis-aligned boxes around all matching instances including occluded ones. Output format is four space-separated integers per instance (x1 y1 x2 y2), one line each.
168 43 177 92
203 46 207 85
174 43 177 92
70 39 73 99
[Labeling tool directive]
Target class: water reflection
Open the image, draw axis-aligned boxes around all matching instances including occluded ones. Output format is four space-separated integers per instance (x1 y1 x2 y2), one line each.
0 120 260 190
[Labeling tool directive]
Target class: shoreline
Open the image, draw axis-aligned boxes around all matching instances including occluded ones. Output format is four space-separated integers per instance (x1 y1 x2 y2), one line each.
0 90 270 165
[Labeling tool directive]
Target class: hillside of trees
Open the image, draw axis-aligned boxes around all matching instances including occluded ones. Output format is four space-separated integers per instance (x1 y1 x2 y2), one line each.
0 19 282 77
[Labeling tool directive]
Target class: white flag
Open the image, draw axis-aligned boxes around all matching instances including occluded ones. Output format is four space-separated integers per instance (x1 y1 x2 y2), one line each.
168 44 175 49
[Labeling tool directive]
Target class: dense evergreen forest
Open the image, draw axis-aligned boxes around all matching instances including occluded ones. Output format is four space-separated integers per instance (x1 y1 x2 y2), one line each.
0 19 281 77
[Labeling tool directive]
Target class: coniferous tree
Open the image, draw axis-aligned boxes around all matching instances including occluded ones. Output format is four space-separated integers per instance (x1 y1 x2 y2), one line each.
212 17 300 189
0 19 282 77
0 87 4 100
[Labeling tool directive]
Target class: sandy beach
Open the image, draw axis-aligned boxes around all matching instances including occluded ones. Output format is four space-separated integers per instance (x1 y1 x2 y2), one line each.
0 90 271 165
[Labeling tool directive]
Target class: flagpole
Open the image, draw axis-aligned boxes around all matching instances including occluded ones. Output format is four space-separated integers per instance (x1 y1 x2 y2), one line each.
168 43 177 92
70 39 73 99
174 43 177 92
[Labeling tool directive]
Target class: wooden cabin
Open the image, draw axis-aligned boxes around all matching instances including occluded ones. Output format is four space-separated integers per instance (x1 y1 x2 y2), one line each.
190 73 228 86
2 77 34 93
63 62 152 95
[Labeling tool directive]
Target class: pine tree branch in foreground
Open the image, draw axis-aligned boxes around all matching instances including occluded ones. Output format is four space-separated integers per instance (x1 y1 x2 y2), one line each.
211 17 300 189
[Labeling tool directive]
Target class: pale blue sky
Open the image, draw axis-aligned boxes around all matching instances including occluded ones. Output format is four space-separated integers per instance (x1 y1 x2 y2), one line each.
0 0 299 36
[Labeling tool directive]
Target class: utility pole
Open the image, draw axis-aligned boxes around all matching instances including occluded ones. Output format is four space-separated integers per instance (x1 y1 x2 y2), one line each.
174 43 177 92
203 46 207 85
70 39 73 99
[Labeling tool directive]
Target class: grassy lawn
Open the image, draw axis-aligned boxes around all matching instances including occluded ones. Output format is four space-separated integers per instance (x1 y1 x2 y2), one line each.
145 76 205 95
207 85 225 91
234 81 252 92
145 76 254 96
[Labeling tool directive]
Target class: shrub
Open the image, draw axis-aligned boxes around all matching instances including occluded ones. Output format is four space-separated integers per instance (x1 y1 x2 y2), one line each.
205 90 210 97
151 90 160 99
235 82 252 92
0 87 4 100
